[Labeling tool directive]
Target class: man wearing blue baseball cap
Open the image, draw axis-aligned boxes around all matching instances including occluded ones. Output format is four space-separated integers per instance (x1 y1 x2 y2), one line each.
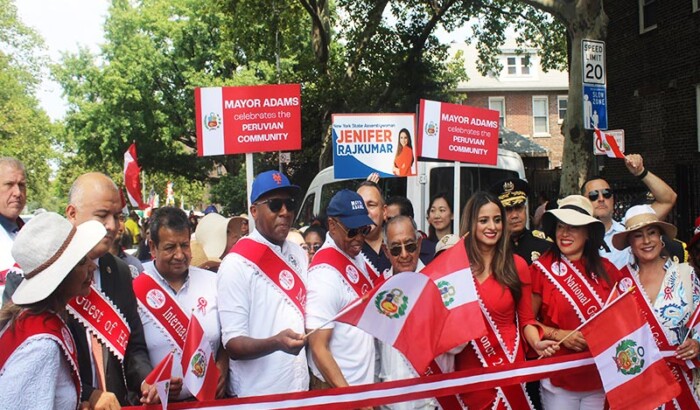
217 170 310 397
306 189 379 392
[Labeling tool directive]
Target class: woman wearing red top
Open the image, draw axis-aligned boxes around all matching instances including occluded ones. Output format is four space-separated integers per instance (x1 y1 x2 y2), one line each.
392 128 414 176
531 195 622 409
454 192 557 410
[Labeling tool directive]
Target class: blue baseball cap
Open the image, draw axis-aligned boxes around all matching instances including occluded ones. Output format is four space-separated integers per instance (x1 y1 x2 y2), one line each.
250 170 299 203
327 189 375 229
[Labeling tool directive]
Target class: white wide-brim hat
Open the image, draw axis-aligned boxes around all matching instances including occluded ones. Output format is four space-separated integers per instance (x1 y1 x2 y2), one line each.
612 205 677 250
542 195 605 247
195 213 232 262
12 212 106 305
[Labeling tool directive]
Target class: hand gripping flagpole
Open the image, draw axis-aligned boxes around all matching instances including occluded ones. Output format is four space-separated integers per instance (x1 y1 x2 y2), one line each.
304 292 373 339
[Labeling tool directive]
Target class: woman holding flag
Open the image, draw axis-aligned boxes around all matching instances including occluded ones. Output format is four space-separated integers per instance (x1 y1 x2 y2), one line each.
611 205 700 405
531 195 622 409
454 191 557 410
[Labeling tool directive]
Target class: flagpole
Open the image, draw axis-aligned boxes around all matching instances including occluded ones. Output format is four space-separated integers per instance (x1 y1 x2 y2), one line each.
538 286 635 359
304 293 372 339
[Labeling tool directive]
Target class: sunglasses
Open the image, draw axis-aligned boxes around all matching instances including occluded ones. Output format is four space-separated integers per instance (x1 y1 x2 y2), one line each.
387 242 418 256
255 197 297 213
587 189 613 201
303 243 322 252
334 219 372 238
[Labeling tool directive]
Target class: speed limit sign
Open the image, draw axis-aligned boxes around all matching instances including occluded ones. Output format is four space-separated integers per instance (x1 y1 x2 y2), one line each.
582 40 606 85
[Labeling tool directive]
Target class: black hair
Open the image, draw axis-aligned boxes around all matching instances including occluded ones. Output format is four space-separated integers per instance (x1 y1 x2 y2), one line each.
580 175 608 195
149 207 190 247
386 196 415 219
303 225 327 243
427 192 453 242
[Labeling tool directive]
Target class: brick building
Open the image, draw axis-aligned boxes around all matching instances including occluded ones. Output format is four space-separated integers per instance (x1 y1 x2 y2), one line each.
605 0 700 239
451 39 569 169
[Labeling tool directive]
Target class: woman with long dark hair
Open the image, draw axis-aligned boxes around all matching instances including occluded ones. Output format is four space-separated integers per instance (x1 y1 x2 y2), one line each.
0 212 105 409
531 195 622 409
450 191 556 409
393 128 414 176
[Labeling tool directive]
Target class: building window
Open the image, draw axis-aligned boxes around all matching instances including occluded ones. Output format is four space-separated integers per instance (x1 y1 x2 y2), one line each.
557 95 568 124
696 85 700 151
639 0 657 33
505 55 532 76
489 97 506 128
532 96 549 136
694 0 699 12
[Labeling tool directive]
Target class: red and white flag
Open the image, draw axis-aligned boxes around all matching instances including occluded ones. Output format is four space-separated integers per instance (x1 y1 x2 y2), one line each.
595 128 625 158
123 143 146 209
144 350 174 410
181 313 218 401
421 241 487 352
337 272 451 373
580 291 680 410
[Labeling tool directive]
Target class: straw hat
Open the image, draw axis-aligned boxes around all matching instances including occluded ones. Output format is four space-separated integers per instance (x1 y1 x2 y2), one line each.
542 195 605 247
12 212 106 305
612 205 677 250
195 213 231 261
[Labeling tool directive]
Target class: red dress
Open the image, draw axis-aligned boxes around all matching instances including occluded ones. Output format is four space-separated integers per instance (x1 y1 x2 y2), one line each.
455 255 537 410
530 252 621 392
393 146 414 176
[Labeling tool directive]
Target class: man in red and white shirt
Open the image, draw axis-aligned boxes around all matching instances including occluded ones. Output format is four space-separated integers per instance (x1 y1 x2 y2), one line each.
217 170 309 397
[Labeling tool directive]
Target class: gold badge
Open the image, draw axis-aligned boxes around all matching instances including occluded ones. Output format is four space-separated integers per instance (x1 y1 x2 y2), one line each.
531 251 541 261
503 181 515 193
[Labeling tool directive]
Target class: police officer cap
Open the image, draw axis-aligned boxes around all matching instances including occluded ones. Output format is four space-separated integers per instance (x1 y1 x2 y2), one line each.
489 178 529 207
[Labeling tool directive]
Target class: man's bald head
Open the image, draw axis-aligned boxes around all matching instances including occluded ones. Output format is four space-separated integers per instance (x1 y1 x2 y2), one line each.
66 172 122 258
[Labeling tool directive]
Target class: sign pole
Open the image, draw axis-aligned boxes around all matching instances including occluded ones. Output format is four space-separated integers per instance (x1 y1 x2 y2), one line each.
453 161 461 235
246 153 255 232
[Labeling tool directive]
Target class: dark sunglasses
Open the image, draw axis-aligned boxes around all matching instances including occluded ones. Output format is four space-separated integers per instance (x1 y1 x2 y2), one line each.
388 242 418 256
304 243 322 252
334 219 372 238
255 197 297 213
587 189 613 201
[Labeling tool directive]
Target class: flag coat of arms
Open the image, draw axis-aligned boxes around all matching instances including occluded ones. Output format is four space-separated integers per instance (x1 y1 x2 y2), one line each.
580 291 680 410
337 272 450 373
421 240 487 352
181 313 218 401
595 128 625 158
144 350 174 409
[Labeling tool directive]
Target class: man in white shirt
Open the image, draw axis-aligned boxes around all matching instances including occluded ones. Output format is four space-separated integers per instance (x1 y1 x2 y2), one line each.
306 189 377 390
0 157 26 299
582 153 677 268
217 170 309 397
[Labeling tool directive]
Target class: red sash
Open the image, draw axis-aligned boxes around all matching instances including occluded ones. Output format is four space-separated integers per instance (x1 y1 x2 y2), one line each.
618 267 700 409
0 312 81 405
230 237 306 318
533 254 604 323
310 246 379 297
67 286 131 361
133 273 188 351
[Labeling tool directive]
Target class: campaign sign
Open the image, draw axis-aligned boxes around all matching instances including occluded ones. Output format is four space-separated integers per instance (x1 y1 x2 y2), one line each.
582 83 608 130
417 99 499 165
332 114 416 179
194 84 302 156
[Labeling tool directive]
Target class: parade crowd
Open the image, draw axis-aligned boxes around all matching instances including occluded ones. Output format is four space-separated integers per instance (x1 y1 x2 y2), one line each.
2 153 700 410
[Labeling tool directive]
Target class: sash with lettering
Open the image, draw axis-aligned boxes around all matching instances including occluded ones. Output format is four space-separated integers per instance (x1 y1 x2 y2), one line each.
230 237 306 318
67 286 131 361
457 295 533 409
618 267 700 409
533 253 605 323
0 312 81 404
133 273 188 351
310 246 379 298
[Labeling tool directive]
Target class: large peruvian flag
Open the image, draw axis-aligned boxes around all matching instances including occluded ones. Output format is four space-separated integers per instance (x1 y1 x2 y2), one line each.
580 291 680 410
421 239 487 352
337 272 450 373
181 314 218 401
144 350 174 409
123 143 146 209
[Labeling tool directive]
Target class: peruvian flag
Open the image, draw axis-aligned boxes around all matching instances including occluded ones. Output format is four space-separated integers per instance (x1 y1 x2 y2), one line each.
181 313 218 401
580 291 680 410
144 350 174 409
123 143 146 209
421 240 487 352
337 272 450 373
595 128 625 158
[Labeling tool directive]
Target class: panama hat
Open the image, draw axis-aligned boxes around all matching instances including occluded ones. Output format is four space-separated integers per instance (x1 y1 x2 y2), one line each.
12 212 106 305
542 195 605 247
612 205 677 250
435 234 460 255
195 213 231 262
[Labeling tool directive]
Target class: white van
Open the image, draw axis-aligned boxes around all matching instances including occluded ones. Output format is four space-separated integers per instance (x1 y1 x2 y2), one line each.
295 148 526 233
